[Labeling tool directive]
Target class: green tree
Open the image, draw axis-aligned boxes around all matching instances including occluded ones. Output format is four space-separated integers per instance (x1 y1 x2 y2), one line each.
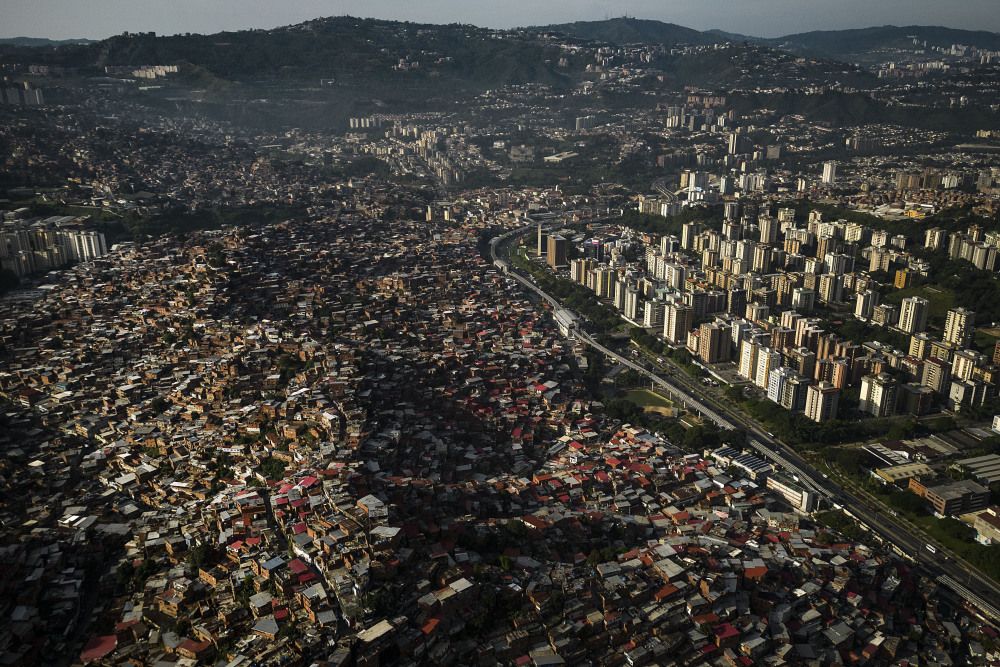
186 543 213 571
235 575 256 608
260 457 287 480
116 562 135 589
887 490 924 514
605 398 643 423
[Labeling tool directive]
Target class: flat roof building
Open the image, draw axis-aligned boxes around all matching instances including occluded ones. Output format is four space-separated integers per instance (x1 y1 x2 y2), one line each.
876 461 934 484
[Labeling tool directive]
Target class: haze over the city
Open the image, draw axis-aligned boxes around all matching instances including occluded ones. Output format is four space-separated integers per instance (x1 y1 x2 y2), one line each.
4 0 1000 41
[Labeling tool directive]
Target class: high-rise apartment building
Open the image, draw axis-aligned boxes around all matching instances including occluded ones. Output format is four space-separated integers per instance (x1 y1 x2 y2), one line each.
943 307 975 347
611 279 626 310
952 349 985 381
805 382 840 422
791 288 815 312
822 161 837 184
758 216 779 245
594 267 615 298
546 235 567 268
859 373 899 416
780 375 812 411
754 347 781 389
855 289 880 320
69 230 108 262
925 227 946 250
728 131 752 155
698 322 731 364
663 302 693 344
767 366 795 404
681 222 703 251
817 273 843 304
644 299 665 329
898 296 930 334
909 332 936 360
623 287 640 321
739 340 758 381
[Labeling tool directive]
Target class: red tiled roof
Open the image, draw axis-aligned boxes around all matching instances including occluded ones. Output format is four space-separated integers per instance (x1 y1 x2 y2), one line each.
80 635 117 662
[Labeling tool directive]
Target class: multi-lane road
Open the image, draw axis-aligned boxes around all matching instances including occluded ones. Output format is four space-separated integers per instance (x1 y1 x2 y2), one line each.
490 224 1000 623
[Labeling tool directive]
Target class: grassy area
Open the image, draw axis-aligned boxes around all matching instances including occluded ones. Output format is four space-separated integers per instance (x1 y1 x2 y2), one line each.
910 514 968 551
884 284 956 322
974 329 1000 355
623 389 673 409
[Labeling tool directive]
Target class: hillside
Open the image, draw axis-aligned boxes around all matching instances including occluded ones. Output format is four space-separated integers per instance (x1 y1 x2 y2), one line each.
2 17 573 92
0 36 96 47
729 89 997 133
4 16 997 133
8 18 1000 87
541 18 717 45
536 20 1000 61
767 25 1000 59
7 19 1000 67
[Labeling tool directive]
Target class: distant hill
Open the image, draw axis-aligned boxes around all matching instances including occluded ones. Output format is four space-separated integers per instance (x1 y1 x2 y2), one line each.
704 29 759 43
6 20 999 63
4 16 998 132
1 17 572 91
764 25 1000 59
537 20 1000 59
0 36 97 47
541 18 718 45
7 19 1000 84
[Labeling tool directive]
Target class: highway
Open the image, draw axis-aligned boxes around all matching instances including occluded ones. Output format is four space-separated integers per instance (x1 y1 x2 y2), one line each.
489 225 1000 623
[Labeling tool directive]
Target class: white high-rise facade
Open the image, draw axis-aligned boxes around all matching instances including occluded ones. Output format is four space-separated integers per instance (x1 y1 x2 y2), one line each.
899 296 930 334
822 161 837 184
943 307 975 347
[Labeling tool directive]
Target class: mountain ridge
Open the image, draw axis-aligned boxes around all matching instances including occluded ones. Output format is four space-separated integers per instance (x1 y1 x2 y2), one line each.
6 17 1000 55
538 18 717 46
763 24 1000 58
0 36 97 47
5 17 1000 64
538 18 1000 58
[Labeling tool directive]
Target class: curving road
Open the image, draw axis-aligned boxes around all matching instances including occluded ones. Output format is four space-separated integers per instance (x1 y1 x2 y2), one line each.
489 224 1000 623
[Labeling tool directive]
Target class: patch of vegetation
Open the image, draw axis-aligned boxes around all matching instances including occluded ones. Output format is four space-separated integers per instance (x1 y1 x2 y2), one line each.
0 269 19 295
822 316 910 349
510 248 623 330
618 207 720 238
614 369 648 387
186 543 214 571
734 394 899 449
814 510 861 541
260 456 287 480
235 575 256 608
623 389 672 409
974 329 1000 355
174 60 237 96
604 398 644 423
883 285 956 324
23 200 308 245
116 558 160 591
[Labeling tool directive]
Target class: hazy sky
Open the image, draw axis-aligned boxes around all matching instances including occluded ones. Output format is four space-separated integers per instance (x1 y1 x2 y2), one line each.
4 0 1000 41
